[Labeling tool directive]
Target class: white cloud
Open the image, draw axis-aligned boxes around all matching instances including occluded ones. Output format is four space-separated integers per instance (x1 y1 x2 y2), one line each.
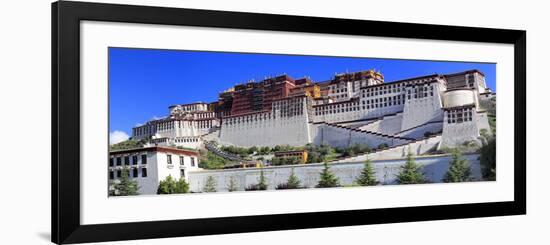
109 130 130 145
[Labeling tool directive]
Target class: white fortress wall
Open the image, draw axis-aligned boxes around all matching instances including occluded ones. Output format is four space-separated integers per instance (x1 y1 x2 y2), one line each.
310 122 409 149
476 111 492 135
439 89 484 148
359 113 403 135
187 153 482 192
132 118 218 140
395 121 443 139
220 112 310 147
333 135 442 162
401 81 445 131
219 97 312 147
440 109 480 148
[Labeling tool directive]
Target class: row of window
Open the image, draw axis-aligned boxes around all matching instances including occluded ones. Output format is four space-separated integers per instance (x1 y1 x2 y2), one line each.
447 108 474 124
109 167 147 179
224 112 272 125
166 155 196 167
174 137 199 143
134 119 216 136
109 154 147 166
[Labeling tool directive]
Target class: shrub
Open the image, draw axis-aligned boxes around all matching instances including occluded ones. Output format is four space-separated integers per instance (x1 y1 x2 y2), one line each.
157 175 188 194
377 143 389 150
480 138 496 180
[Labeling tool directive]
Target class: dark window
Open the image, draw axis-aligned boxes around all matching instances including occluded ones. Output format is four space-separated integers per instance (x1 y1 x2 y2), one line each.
191 157 195 167
180 169 185 178
141 154 147 165
116 157 121 166
109 171 114 179
109 158 113 166
142 168 147 177
180 156 184 165
124 156 130 165
116 170 122 178
167 155 172 165
132 155 138 165
132 168 138 178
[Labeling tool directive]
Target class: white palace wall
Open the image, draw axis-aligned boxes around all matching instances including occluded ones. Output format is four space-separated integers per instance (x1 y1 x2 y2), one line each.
220 112 311 147
401 83 445 132
359 113 403 135
395 121 444 139
310 123 409 149
440 111 480 148
220 97 312 147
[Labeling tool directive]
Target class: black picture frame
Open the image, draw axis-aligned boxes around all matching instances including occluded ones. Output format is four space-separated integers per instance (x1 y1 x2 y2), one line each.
52 1 526 244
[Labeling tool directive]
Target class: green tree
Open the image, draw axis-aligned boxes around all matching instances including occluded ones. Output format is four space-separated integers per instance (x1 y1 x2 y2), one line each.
227 176 238 192
246 169 268 191
258 169 268 190
248 146 258 155
114 167 139 196
443 150 472 182
316 162 340 188
355 157 378 186
480 138 496 180
203 176 217 192
396 151 425 184
277 168 301 189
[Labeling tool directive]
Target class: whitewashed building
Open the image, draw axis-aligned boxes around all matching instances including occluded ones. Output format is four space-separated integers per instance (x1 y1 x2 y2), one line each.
108 146 200 195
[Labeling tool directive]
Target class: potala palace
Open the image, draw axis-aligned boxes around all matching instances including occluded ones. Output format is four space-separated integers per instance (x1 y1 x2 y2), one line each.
110 69 495 194
132 69 494 153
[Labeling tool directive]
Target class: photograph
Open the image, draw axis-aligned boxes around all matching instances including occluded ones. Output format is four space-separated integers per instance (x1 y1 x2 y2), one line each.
107 48 497 196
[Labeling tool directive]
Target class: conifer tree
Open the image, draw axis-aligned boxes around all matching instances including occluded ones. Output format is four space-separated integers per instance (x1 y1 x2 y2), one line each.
257 169 268 190
396 151 425 184
114 167 139 196
227 176 238 192
355 157 379 186
443 150 472 182
316 162 340 188
286 168 301 189
203 176 217 192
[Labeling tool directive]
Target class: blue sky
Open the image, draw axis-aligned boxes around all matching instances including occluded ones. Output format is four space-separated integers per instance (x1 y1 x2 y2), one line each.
109 47 496 140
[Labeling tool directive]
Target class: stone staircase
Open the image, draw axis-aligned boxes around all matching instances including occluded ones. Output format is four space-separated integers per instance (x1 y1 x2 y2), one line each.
203 141 243 162
330 134 442 163
323 121 415 141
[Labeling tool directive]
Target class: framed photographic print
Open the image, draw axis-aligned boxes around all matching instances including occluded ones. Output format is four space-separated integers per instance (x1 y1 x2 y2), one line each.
52 1 526 244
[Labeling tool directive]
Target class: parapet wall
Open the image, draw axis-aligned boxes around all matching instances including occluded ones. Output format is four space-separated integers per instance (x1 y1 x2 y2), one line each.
187 154 482 192
220 113 311 147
